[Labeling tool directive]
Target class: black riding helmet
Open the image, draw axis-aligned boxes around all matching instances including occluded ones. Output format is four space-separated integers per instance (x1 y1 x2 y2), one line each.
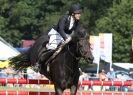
69 4 81 15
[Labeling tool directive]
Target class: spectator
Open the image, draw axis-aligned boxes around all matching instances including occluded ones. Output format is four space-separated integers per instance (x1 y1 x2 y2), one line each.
27 67 35 79
99 69 108 81
98 69 108 91
107 68 116 91
107 68 115 81
5 67 15 78
26 67 36 88
0 67 7 78
79 68 90 90
0 67 7 86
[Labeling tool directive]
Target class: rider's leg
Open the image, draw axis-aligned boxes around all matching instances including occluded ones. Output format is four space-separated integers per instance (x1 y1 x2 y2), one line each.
33 28 65 72
39 50 54 63
33 50 54 72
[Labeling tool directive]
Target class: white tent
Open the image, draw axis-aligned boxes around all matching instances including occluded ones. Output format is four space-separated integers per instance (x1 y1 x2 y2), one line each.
0 37 20 60
113 63 133 70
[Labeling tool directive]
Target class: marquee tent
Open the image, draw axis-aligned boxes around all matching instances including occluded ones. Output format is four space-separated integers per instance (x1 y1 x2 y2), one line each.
0 37 19 61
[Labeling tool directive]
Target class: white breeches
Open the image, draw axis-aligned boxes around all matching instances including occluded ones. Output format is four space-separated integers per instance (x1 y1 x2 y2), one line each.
46 28 69 50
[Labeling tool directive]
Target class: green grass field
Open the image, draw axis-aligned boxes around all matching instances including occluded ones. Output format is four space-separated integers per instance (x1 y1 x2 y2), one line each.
0 85 55 92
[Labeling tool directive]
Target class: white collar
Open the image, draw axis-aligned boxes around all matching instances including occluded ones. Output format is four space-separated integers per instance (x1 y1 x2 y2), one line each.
69 16 75 30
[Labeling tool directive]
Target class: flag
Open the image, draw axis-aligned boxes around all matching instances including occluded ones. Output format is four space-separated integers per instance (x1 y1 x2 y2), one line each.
90 36 100 64
99 33 112 64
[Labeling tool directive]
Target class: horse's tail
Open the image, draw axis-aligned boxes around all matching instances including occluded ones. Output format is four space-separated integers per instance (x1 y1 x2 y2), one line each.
9 49 31 70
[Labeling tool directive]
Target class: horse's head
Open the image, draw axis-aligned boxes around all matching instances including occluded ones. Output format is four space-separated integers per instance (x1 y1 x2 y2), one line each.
72 26 94 63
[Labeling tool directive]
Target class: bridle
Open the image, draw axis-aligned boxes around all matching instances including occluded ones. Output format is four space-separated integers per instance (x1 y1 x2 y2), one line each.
66 37 90 60
77 37 91 56
63 37 90 75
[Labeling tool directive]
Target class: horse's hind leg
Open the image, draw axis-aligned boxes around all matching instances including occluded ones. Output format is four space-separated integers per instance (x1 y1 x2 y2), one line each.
54 85 64 95
70 85 78 95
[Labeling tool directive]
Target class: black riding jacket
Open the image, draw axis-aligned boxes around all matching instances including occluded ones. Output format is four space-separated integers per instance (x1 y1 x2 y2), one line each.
53 14 80 40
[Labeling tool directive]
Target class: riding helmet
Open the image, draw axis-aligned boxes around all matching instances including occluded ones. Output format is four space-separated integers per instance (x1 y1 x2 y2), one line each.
69 4 81 15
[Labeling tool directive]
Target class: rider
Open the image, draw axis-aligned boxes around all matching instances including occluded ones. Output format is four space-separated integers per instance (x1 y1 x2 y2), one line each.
34 4 82 72
46 4 82 50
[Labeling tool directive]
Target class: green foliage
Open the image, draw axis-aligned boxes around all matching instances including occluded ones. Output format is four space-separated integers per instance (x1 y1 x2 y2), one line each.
95 0 133 62
0 0 133 63
0 16 7 30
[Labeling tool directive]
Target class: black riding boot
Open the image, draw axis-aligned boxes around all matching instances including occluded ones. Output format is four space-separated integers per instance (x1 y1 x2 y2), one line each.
40 50 54 63
33 50 54 72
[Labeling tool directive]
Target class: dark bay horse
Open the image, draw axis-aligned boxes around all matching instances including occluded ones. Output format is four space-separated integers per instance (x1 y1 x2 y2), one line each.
10 26 93 95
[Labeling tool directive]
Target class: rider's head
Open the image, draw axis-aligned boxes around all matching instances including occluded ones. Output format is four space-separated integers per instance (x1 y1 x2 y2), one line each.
69 4 81 20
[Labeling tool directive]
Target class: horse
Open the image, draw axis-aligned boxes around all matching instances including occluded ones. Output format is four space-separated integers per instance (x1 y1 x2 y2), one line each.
10 26 93 95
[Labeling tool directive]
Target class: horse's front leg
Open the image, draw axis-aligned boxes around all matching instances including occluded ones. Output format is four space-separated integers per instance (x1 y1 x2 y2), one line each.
70 84 78 95
54 85 64 95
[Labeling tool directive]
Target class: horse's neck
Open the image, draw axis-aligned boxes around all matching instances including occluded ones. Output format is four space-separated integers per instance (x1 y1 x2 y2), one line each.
65 42 77 53
61 44 78 64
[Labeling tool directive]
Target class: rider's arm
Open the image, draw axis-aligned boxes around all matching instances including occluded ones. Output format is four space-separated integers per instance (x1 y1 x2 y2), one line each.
58 15 68 40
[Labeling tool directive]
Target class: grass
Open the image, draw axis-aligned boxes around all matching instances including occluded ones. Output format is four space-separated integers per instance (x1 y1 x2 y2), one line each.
0 84 55 92
0 85 133 93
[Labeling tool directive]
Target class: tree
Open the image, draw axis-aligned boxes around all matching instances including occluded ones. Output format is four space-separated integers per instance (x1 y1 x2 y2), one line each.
0 0 133 63
95 0 133 62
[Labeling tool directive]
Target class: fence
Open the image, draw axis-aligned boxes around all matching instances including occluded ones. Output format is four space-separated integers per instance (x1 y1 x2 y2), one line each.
0 78 133 86
0 78 133 95
0 91 133 95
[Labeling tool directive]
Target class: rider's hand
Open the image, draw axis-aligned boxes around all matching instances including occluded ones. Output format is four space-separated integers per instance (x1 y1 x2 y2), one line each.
65 36 72 44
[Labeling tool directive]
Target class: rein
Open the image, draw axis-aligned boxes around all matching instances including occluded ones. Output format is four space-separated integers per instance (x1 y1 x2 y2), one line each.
67 45 80 60
67 37 87 60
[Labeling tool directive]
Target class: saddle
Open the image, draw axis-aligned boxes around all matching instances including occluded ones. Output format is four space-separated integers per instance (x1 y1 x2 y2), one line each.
34 38 71 72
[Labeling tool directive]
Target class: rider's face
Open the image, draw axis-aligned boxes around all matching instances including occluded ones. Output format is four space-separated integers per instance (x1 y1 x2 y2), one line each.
73 13 81 20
